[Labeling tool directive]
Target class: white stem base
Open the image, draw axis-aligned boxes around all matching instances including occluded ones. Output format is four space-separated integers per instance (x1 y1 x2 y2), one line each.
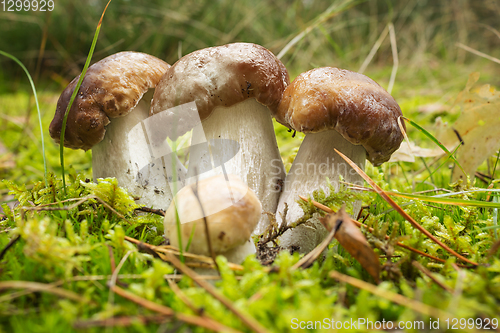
92 91 187 210
223 239 256 264
191 240 256 276
187 98 286 235
276 130 366 254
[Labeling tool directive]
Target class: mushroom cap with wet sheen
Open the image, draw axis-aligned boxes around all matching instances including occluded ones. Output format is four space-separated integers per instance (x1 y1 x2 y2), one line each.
275 67 405 166
150 42 289 138
49 51 170 150
164 174 261 256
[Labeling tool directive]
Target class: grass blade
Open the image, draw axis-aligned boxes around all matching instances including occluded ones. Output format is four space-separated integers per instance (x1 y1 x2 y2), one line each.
59 0 112 195
0 50 47 186
403 116 467 178
386 191 500 208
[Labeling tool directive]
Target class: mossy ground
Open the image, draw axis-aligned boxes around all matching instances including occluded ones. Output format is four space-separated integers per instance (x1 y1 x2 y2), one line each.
1 0 500 331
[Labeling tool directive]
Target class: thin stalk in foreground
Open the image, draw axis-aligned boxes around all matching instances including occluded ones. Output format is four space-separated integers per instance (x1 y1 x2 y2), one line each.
0 50 47 186
59 0 112 195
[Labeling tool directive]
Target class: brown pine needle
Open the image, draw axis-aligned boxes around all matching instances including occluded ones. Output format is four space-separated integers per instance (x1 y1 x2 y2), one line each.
111 285 240 333
298 195 448 264
334 148 478 267
329 270 453 321
165 253 269 333
73 315 169 329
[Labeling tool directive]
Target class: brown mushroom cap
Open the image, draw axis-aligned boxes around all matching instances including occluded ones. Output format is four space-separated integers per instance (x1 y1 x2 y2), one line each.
164 174 261 256
275 67 405 166
49 52 170 151
150 43 289 137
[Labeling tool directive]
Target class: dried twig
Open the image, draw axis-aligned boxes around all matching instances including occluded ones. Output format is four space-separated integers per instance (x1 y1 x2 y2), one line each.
135 206 165 216
19 195 131 224
258 208 286 247
335 148 478 266
456 42 500 65
124 236 244 271
257 203 308 248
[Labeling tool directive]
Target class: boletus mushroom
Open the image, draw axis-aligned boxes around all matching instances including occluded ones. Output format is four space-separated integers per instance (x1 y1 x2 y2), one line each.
49 51 186 209
274 67 405 254
164 174 261 265
151 43 289 235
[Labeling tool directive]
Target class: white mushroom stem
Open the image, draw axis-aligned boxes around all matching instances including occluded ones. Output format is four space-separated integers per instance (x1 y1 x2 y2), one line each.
92 90 187 210
186 98 286 235
221 239 257 264
276 130 366 254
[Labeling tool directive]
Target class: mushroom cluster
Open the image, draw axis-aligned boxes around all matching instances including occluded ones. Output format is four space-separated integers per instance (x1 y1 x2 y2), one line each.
51 44 404 263
151 43 289 235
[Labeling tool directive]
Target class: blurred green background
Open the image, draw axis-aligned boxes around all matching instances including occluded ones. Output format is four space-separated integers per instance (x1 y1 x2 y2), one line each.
1 0 499 91
1 0 500 186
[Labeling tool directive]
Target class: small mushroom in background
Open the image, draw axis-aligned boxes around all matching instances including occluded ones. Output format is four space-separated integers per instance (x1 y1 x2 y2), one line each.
151 42 289 235
274 67 405 254
49 51 186 209
164 174 261 266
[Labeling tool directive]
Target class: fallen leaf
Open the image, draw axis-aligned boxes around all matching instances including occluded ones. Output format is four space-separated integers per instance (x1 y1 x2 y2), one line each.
435 72 500 182
320 207 380 282
417 102 448 114
389 141 445 163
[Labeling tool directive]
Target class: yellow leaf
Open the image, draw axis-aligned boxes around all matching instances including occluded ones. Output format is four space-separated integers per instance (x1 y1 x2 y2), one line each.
436 72 500 182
